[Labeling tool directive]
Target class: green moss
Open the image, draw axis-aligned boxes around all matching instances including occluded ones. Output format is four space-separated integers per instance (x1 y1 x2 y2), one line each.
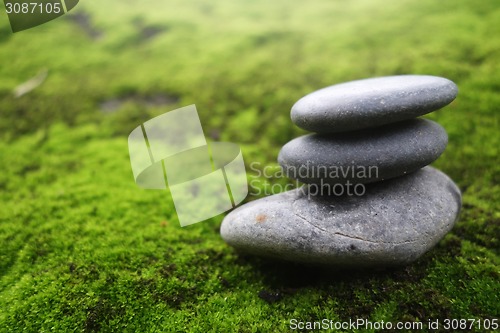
0 0 499 331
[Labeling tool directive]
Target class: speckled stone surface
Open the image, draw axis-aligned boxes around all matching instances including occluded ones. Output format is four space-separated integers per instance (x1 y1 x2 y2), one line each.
220 166 461 266
278 118 447 185
291 75 458 133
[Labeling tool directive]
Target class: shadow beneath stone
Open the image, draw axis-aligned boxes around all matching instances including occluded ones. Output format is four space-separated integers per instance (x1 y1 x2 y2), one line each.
237 251 434 290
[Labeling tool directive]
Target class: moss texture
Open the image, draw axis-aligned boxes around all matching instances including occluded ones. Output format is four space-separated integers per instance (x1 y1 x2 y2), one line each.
0 0 499 332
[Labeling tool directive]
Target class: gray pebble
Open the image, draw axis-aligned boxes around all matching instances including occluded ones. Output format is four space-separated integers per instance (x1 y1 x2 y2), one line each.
291 75 458 133
278 118 447 185
220 166 461 266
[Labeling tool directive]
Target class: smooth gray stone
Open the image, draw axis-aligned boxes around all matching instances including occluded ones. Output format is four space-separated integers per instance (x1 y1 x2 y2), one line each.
220 167 461 266
278 118 447 185
291 75 458 133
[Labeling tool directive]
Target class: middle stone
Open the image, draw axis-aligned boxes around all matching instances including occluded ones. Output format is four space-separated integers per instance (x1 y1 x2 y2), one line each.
278 118 447 186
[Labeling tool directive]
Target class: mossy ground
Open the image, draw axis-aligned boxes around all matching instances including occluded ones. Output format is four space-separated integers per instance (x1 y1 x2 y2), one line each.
0 0 499 332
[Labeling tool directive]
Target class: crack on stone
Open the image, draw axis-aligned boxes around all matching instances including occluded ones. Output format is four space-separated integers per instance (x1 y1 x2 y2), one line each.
291 197 419 246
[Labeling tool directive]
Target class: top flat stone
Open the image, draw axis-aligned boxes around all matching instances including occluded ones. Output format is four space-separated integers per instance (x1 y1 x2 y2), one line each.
291 75 458 133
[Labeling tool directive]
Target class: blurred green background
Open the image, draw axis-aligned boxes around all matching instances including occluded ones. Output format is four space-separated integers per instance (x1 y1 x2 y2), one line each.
0 0 499 331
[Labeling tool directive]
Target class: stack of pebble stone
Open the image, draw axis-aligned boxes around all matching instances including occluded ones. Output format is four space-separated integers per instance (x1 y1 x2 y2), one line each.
221 75 462 267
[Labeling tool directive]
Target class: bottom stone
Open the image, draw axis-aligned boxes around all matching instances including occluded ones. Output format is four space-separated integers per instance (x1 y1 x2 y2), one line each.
220 166 461 266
